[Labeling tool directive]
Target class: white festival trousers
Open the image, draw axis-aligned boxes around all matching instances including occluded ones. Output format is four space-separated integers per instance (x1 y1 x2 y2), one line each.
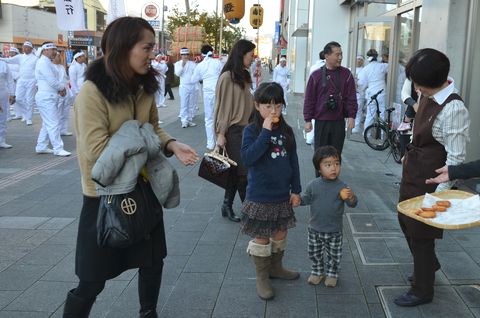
15 79 36 121
0 89 8 143
35 92 64 152
203 91 216 149
155 77 166 106
179 83 196 125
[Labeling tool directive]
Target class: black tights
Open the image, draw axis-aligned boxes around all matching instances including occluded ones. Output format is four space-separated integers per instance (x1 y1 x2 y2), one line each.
73 262 164 303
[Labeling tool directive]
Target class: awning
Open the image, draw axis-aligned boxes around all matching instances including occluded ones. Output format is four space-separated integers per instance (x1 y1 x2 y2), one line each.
292 23 308 37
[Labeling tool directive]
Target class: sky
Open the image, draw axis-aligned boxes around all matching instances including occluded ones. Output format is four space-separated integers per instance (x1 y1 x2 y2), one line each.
99 0 279 37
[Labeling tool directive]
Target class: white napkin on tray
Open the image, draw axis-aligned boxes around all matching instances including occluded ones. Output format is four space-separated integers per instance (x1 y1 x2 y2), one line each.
421 193 480 225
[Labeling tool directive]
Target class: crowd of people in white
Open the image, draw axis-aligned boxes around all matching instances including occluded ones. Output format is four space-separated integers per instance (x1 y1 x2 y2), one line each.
0 41 87 155
0 41 291 154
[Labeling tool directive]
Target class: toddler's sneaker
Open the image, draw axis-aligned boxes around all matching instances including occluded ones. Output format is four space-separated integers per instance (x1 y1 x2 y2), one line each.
307 274 325 285
324 276 337 287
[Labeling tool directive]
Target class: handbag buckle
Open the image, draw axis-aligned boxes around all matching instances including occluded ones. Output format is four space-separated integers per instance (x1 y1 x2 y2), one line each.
121 197 137 215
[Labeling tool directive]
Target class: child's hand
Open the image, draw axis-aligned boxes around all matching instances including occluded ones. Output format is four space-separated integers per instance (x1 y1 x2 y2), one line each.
340 187 354 201
290 193 301 207
262 115 275 130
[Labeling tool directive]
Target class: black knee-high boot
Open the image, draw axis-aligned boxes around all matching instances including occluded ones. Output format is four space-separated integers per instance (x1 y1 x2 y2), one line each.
62 289 96 318
138 265 163 318
221 174 240 222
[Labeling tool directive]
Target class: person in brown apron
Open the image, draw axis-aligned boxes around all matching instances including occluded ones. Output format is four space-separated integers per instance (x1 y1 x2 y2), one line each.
395 48 470 307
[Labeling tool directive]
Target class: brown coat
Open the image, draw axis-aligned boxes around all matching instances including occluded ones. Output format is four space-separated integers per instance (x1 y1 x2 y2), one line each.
74 81 174 197
214 71 254 135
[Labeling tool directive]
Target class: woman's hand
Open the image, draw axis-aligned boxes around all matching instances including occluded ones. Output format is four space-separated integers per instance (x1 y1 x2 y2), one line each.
425 165 449 184
167 141 199 166
290 193 301 207
216 134 226 148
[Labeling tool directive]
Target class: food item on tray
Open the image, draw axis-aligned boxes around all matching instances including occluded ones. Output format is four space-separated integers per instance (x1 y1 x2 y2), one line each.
419 211 436 218
436 200 451 207
432 205 447 212
421 207 436 212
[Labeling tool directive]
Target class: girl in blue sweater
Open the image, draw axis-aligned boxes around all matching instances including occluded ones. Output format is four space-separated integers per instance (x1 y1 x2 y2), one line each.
241 82 302 300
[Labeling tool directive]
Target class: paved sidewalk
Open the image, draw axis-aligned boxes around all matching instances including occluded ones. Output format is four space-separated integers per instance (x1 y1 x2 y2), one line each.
0 87 479 317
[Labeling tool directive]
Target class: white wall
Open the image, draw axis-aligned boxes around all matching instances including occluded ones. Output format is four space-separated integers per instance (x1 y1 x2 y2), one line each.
288 0 308 94
420 0 469 90
1 4 67 44
308 1 350 72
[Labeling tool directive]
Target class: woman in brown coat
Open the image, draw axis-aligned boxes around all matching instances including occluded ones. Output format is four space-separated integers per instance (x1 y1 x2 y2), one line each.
62 17 198 317
214 39 256 222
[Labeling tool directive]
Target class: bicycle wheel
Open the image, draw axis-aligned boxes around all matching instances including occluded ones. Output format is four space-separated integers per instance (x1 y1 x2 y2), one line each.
390 131 402 164
364 123 389 150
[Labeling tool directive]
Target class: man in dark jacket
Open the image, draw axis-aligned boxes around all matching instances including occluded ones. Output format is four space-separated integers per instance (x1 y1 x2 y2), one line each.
303 41 357 159
164 56 175 100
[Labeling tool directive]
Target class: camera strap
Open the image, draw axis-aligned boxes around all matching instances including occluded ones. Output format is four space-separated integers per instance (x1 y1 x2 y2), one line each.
321 66 342 98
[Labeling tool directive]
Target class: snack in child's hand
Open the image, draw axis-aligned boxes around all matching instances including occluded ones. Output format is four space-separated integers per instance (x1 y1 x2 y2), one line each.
436 200 451 207
432 205 447 212
419 211 436 218
340 188 350 200
272 116 280 123
421 207 436 212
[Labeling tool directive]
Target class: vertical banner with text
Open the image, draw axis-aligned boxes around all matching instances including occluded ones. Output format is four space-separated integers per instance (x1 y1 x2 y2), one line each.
107 0 127 24
54 0 86 31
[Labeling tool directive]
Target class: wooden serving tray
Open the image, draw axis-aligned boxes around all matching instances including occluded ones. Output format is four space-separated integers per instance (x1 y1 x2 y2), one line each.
397 190 479 230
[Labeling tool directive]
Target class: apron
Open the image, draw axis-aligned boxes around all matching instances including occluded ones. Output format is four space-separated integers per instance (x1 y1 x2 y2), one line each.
398 93 463 239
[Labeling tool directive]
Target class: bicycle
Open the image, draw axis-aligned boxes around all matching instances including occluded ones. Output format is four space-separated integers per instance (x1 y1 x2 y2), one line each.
363 89 402 164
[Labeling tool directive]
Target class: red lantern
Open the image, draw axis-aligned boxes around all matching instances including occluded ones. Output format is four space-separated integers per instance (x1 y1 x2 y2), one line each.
224 0 245 24
250 4 263 29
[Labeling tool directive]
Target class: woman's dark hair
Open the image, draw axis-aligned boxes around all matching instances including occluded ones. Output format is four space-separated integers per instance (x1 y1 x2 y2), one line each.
319 51 325 60
323 41 341 55
221 39 256 89
406 48 450 88
250 82 295 151
95 17 158 103
312 145 341 170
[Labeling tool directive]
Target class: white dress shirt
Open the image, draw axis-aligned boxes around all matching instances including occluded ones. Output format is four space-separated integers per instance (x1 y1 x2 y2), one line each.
35 55 65 94
192 56 222 93
69 61 87 95
428 78 470 191
0 53 38 80
174 60 197 85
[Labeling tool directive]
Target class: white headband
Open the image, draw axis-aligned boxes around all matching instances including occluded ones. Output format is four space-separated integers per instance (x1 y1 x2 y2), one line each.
23 41 33 48
202 51 213 57
9 47 20 54
155 54 164 59
73 52 85 60
280 57 286 62
180 48 189 55
41 43 57 50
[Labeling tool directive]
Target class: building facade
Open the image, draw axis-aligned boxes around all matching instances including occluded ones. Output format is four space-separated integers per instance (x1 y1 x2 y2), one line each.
284 0 480 161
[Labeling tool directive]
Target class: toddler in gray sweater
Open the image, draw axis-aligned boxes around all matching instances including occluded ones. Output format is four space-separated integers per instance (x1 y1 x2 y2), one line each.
301 146 357 287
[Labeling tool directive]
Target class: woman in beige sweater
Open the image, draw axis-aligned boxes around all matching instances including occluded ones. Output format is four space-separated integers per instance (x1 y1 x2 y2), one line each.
214 39 256 222
62 17 198 317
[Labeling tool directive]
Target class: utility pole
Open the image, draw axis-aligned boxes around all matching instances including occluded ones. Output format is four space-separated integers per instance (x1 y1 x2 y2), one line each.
160 0 166 53
219 2 224 54
185 0 190 15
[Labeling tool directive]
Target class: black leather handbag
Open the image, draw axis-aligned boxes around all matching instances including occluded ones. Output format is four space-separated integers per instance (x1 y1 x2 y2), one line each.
96 176 162 248
198 148 237 189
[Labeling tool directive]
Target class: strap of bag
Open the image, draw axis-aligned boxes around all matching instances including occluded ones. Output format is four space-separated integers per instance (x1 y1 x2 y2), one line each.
207 147 237 166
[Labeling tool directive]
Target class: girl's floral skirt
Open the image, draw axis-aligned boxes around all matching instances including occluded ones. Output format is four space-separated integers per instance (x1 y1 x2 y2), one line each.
241 200 296 238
